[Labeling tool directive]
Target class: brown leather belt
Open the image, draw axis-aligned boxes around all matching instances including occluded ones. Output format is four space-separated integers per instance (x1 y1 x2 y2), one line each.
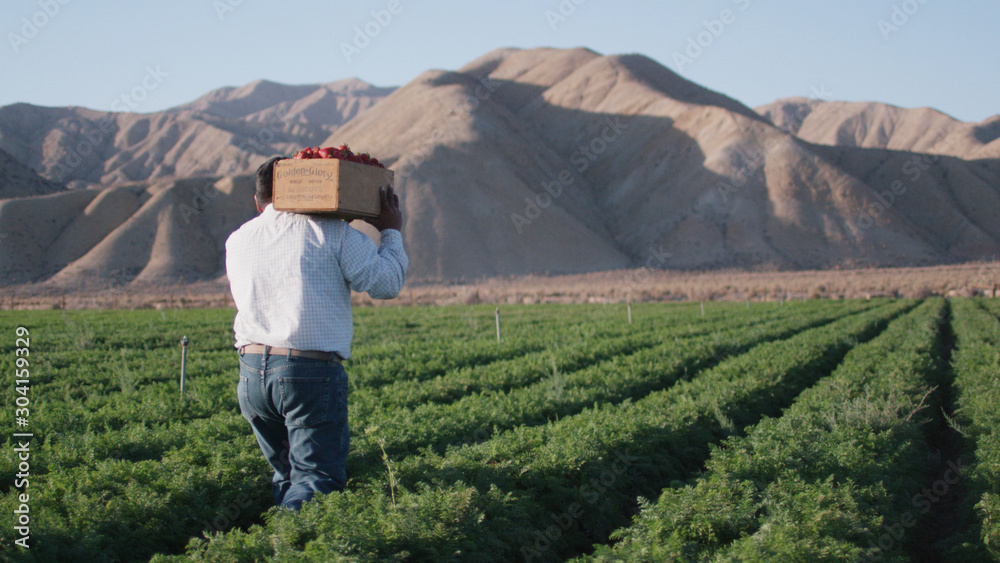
239 344 341 363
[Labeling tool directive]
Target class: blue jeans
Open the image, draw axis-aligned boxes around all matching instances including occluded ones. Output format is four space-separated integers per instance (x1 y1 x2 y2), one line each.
237 349 349 510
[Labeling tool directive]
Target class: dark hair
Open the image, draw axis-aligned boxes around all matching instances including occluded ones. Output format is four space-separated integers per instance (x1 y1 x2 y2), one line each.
255 156 285 205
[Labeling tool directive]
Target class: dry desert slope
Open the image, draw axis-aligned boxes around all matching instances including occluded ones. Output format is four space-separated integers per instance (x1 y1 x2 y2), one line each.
0 47 998 289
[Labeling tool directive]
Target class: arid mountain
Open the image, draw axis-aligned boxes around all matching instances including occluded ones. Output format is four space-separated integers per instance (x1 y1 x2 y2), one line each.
0 47 997 288
0 146 63 199
327 47 999 278
169 78 394 130
0 175 256 286
0 78 393 189
756 97 1000 159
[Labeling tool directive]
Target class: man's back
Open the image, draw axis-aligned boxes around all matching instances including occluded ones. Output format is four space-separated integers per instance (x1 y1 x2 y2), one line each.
226 205 407 359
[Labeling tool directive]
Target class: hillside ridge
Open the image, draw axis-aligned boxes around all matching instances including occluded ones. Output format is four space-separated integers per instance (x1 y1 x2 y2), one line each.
1 47 997 287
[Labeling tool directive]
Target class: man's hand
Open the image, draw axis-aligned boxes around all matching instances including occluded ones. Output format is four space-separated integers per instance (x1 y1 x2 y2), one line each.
365 185 403 232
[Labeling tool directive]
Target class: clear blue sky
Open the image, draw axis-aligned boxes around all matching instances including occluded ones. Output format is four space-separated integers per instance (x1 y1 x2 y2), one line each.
3 0 997 122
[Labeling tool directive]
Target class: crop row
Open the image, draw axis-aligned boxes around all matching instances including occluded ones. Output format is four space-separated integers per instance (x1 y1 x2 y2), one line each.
346 301 824 389
352 305 743 410
347 299 876 479
946 298 1000 559
350 299 866 418
583 298 948 561
161 300 912 561
0 302 856 562
0 301 845 562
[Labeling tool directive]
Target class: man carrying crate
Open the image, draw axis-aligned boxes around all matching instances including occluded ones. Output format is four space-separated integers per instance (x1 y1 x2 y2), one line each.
225 156 407 511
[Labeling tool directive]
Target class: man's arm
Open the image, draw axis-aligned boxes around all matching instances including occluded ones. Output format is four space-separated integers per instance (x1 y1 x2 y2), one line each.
339 185 408 299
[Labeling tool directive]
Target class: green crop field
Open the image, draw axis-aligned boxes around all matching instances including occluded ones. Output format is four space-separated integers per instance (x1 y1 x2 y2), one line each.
1 299 999 562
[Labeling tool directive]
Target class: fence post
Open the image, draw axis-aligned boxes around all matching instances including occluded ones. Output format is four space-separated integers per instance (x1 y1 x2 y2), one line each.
627 301 632 325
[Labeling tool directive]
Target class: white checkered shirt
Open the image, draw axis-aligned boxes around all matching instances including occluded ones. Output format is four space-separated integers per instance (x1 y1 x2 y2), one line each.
225 204 408 359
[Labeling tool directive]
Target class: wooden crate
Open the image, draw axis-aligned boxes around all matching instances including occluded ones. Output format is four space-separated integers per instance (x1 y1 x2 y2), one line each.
272 159 394 220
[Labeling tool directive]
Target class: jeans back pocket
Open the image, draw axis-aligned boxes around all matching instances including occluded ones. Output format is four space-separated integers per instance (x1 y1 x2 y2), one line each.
279 375 334 428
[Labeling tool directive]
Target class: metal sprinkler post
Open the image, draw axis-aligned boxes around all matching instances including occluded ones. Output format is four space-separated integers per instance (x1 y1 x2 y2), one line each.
180 336 189 397
495 307 501 342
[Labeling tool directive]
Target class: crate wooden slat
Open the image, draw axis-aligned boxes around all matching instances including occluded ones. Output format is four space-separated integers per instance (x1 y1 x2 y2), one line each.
272 158 394 220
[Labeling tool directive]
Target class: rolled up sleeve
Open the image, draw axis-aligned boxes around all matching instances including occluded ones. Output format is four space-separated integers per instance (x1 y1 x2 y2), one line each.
339 227 408 299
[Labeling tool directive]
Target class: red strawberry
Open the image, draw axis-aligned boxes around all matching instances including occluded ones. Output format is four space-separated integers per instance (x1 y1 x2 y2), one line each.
293 144 386 167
